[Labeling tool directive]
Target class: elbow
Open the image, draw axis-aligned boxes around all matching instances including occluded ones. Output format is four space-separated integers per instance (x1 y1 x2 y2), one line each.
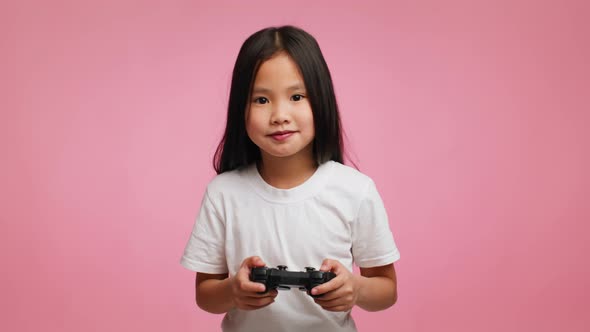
378 281 398 311
379 288 398 311
196 291 228 315
195 288 211 313
195 293 217 314
195 294 204 310
387 279 398 309
385 286 398 309
195 292 205 311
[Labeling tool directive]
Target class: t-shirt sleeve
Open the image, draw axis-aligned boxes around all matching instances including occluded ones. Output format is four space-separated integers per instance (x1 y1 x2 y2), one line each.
351 179 400 268
180 188 228 274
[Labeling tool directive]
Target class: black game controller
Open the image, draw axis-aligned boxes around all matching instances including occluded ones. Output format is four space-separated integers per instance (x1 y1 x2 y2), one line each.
250 265 336 298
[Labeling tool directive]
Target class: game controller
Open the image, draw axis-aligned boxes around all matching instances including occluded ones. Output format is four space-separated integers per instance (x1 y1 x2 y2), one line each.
250 265 336 298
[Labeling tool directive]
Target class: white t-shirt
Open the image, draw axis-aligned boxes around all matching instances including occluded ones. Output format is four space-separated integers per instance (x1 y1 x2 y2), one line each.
180 161 400 332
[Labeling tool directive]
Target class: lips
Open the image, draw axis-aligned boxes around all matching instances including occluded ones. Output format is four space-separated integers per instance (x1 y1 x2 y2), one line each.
269 130 295 141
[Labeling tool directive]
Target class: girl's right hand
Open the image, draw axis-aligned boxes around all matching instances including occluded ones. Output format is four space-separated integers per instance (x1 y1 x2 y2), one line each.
230 256 278 310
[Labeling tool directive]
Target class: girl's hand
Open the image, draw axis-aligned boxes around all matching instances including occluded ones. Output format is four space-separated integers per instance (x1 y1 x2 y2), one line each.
230 256 278 310
311 259 360 312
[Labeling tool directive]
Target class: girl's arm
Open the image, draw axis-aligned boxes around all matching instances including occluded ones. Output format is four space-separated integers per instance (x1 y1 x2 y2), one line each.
356 263 398 311
195 272 234 314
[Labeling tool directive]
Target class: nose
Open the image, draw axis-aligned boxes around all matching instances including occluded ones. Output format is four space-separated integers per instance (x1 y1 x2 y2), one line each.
270 101 291 125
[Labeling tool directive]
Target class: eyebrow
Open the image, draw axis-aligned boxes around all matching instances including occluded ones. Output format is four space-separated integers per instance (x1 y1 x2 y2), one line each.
252 84 305 94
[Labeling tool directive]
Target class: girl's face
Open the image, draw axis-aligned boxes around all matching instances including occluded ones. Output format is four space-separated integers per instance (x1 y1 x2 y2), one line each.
246 52 315 163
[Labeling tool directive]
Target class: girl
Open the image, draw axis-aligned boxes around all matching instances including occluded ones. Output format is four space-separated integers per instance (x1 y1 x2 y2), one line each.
181 25 400 332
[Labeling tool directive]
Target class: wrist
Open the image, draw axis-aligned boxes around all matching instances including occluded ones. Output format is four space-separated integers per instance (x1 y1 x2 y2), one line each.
353 274 367 306
225 276 238 310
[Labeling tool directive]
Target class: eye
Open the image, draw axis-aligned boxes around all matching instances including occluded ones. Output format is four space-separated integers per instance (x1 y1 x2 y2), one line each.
292 94 305 101
253 97 268 104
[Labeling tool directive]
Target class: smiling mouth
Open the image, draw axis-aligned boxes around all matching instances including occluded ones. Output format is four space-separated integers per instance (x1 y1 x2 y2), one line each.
268 131 296 141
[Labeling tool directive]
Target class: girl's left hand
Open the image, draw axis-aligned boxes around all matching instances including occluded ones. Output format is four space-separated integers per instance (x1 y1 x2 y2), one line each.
310 259 360 312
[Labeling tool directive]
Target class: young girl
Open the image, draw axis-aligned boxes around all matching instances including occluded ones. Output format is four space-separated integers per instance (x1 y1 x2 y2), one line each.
180 25 400 332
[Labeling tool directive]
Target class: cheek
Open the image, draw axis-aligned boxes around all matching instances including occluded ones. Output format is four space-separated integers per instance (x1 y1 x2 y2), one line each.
301 112 315 133
245 113 265 136
245 120 256 140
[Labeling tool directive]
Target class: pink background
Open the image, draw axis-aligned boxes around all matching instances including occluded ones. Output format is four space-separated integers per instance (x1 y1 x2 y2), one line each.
1 0 588 331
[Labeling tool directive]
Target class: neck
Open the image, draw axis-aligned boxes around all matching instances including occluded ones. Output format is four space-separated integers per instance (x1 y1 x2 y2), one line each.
258 150 318 189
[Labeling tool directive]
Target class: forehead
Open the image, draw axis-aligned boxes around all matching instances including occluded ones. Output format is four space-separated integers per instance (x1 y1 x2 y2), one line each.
252 53 306 93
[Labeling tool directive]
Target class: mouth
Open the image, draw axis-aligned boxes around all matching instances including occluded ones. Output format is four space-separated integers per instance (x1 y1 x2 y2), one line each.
268 130 296 141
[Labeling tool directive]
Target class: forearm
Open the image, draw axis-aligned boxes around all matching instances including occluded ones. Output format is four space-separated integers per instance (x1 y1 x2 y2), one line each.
196 277 235 314
354 275 397 312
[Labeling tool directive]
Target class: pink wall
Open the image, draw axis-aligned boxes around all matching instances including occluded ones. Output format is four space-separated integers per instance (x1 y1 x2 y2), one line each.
1 0 588 331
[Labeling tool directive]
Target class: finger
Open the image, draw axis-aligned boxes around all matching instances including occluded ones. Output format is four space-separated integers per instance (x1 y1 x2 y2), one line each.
319 304 351 312
239 300 275 311
311 274 345 296
242 256 266 269
240 295 276 308
314 292 348 305
320 258 345 275
314 294 352 312
244 290 278 298
313 288 342 301
319 258 336 272
236 276 267 293
236 256 267 292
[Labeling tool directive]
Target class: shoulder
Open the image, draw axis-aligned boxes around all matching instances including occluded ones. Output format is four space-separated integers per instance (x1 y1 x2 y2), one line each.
326 161 374 185
204 164 254 197
324 161 376 195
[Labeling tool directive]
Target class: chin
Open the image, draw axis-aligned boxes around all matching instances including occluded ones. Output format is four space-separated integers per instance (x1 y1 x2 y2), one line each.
266 152 299 159
262 148 305 159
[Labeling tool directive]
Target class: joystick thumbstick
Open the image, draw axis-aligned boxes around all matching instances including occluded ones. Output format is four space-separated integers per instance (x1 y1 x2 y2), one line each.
277 265 288 271
305 267 316 272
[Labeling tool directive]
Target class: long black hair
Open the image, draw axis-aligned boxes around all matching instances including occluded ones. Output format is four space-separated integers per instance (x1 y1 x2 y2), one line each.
213 25 346 174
